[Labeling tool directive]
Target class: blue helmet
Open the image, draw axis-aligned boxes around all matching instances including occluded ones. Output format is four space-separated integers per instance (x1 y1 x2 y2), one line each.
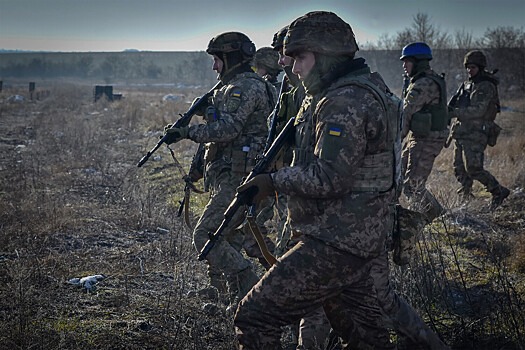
400 42 432 61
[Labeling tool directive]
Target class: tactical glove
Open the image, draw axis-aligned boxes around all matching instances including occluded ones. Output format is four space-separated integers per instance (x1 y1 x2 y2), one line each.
163 124 189 145
236 173 275 206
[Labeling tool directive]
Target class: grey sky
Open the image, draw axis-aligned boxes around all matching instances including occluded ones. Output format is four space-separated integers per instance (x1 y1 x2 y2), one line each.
1 0 524 52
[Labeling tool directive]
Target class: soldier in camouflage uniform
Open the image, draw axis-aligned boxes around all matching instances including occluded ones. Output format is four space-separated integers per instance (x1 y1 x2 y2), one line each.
233 12 449 350
448 50 510 210
162 31 277 307
271 25 332 350
253 47 282 89
400 42 449 223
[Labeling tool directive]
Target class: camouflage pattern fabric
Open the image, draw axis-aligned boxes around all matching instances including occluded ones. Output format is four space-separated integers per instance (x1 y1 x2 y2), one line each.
188 71 274 295
369 254 450 349
271 79 395 259
235 65 399 349
392 205 427 265
450 78 502 194
401 70 447 221
235 236 395 350
452 137 500 193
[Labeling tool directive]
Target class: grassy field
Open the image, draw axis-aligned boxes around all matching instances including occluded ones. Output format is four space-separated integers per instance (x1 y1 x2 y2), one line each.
0 82 524 349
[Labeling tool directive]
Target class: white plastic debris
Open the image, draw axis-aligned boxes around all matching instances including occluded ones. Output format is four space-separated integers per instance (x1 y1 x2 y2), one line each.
68 274 106 291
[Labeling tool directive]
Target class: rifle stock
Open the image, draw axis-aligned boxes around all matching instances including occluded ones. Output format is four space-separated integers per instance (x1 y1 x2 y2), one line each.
198 115 296 261
137 81 222 168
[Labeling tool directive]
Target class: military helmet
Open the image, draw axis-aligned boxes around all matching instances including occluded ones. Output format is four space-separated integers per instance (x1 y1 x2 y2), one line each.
271 25 288 51
253 47 280 75
463 50 487 68
283 11 359 57
206 31 256 58
400 42 432 61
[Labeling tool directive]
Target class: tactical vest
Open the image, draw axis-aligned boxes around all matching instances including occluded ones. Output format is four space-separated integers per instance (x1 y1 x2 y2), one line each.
294 71 402 193
411 72 449 132
451 75 500 122
205 73 276 174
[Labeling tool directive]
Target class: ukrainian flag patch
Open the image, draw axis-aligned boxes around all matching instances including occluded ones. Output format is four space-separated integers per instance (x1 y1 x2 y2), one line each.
231 89 241 98
328 126 342 137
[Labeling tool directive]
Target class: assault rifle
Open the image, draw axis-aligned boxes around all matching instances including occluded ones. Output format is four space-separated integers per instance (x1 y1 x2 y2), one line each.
137 81 222 168
198 115 296 261
264 75 289 153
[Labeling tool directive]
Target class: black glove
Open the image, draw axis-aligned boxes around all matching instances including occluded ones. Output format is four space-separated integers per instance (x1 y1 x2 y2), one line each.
162 124 189 145
236 174 275 206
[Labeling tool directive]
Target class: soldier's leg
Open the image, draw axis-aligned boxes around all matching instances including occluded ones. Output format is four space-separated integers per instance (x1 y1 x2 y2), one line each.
452 139 473 196
369 254 450 350
403 137 445 221
462 140 509 209
235 238 375 350
297 307 331 350
193 176 259 305
323 267 396 350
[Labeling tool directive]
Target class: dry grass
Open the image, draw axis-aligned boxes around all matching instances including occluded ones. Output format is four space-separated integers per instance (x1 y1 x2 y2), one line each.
0 84 524 349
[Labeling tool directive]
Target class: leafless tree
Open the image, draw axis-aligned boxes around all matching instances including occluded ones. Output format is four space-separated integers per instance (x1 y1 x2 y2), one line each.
376 12 452 50
476 26 525 48
454 28 475 49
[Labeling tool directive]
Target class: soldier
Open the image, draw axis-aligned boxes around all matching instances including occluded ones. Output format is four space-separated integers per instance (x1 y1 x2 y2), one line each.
253 47 282 89
162 31 277 308
448 50 510 210
233 11 446 349
400 42 449 223
271 25 332 350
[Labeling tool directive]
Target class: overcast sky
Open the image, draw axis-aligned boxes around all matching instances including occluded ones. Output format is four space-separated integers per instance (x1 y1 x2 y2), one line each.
1 0 524 52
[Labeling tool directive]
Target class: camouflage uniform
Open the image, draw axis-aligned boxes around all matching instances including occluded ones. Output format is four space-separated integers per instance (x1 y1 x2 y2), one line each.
449 50 510 209
183 32 277 303
400 44 448 222
235 12 398 350
235 14 450 350
271 26 331 350
253 46 282 89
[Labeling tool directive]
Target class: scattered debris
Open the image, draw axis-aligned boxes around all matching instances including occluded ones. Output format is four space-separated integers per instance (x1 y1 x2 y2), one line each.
68 274 106 292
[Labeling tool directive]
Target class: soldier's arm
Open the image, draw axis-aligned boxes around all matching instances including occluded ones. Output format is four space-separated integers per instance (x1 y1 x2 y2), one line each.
188 82 258 143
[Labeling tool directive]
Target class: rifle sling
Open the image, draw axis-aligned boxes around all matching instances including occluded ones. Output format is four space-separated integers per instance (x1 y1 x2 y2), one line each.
246 214 277 267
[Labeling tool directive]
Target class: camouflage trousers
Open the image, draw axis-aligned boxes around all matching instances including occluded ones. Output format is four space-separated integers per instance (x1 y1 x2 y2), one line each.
234 236 396 350
452 138 500 193
370 255 449 350
401 131 447 221
193 169 255 280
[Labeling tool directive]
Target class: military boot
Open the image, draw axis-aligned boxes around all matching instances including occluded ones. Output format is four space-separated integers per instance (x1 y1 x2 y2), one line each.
225 267 260 312
490 185 510 211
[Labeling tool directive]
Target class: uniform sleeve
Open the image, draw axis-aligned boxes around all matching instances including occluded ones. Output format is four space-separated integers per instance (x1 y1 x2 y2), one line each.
273 88 384 198
401 78 439 139
188 81 261 143
454 81 495 121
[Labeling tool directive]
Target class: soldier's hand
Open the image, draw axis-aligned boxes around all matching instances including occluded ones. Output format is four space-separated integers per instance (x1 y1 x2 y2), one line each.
236 174 275 206
162 125 189 145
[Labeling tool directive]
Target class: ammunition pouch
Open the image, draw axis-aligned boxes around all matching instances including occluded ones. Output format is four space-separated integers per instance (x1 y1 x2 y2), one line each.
410 111 432 137
231 148 255 174
486 121 502 147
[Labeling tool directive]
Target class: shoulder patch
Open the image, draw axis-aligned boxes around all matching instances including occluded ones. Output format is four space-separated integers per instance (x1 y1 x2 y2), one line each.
225 87 242 113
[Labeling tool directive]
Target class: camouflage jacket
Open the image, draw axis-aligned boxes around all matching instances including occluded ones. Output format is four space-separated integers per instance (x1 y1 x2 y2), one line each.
188 72 276 178
450 75 500 140
272 68 395 259
401 69 444 139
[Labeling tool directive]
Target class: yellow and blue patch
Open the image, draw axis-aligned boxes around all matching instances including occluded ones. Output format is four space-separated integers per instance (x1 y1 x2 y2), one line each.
231 89 242 98
328 126 342 137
